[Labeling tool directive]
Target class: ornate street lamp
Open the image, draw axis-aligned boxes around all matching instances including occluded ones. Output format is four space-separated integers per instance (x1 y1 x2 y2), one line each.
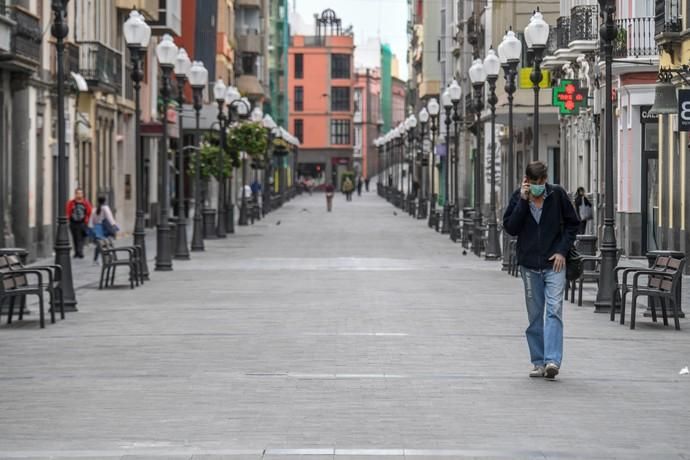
441 87 453 234
237 100 255 226
397 123 406 209
427 98 440 228
212 79 228 238
154 33 178 271
405 115 417 216
524 9 550 161
498 27 521 271
417 107 430 219
123 9 152 279
595 0 618 313
468 58 487 256
262 114 277 214
225 88 247 230
173 47 192 260
449 79 462 222
188 60 208 252
51 0 77 311
484 47 502 260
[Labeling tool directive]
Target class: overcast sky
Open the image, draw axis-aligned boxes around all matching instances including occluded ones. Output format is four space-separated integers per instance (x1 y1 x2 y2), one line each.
290 0 409 79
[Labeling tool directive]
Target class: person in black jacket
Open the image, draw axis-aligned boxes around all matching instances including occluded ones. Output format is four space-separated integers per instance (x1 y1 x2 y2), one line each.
503 161 580 380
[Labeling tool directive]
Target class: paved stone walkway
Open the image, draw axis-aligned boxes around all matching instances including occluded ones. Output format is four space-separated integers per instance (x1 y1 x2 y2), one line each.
1 188 689 459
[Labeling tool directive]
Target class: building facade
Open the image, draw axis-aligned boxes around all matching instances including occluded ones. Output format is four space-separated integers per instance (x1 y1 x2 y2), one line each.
235 0 268 103
288 9 355 188
267 0 288 127
354 68 381 179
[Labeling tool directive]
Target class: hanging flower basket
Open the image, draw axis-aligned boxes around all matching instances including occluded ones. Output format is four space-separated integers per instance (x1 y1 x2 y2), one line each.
227 121 268 161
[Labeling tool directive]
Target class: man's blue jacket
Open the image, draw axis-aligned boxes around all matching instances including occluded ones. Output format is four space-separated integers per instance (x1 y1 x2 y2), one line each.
502 183 580 270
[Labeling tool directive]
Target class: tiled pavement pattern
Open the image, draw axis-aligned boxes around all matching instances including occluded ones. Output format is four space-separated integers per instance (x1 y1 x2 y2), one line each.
1 188 689 460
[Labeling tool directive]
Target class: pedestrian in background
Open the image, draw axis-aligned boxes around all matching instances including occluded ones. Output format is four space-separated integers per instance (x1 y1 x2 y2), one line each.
66 188 92 259
342 177 354 202
503 161 579 380
325 183 335 212
574 186 592 234
89 196 118 264
365 177 370 192
356 177 363 197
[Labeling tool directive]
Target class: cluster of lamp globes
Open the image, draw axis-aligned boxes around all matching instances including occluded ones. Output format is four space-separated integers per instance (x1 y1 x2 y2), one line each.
372 9 548 150
123 9 299 148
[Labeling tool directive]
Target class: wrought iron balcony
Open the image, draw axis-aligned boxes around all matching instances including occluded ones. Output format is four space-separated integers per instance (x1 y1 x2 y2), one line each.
0 6 42 70
78 41 123 94
655 0 682 35
556 17 570 50
614 17 657 58
569 5 598 47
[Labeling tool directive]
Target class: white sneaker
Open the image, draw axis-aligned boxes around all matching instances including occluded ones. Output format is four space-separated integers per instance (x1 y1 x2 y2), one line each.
529 366 545 378
544 363 560 380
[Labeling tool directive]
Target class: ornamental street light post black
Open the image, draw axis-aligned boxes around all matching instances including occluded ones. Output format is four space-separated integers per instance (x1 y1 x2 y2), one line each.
594 0 618 313
229 97 252 226
124 10 152 279
427 98 440 228
188 61 208 252
484 47 502 260
449 80 462 227
441 89 453 234
524 9 550 162
498 28 521 270
173 48 192 260
154 34 178 271
468 58 487 257
417 108 429 219
212 79 229 238
262 114 278 214
405 115 417 216
51 0 77 311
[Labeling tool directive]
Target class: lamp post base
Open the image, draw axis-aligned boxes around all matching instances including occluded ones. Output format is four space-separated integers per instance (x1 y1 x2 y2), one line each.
155 223 173 271
133 212 150 280
174 217 191 260
485 222 502 261
55 219 77 312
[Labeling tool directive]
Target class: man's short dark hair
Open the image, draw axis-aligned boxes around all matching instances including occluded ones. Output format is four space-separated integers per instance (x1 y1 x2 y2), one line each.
525 161 548 181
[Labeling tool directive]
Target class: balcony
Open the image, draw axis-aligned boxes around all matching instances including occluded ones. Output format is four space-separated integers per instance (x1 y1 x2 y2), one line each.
236 0 262 8
114 0 159 20
150 0 181 36
237 32 263 55
556 17 570 50
655 0 681 47
614 17 657 58
0 1 12 54
0 6 41 72
78 41 123 94
568 5 598 52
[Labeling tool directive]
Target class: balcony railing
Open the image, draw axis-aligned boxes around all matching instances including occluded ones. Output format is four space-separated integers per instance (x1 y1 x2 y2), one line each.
79 41 123 94
569 5 598 42
11 7 41 66
614 17 657 58
655 0 682 35
556 16 570 50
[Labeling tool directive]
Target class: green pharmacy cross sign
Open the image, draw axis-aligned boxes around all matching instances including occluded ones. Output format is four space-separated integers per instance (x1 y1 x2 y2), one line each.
552 80 588 115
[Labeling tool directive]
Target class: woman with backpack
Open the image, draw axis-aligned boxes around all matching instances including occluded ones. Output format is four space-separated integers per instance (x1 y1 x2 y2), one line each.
89 196 119 263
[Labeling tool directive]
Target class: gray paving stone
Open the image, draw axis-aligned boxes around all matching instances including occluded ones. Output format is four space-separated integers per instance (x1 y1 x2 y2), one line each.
0 188 689 458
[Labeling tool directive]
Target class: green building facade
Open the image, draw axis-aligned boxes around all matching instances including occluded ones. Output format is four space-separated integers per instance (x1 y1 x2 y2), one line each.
268 0 289 128
380 43 393 133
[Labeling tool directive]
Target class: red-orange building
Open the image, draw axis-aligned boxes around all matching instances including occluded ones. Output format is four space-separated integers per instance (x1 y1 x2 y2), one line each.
288 9 355 188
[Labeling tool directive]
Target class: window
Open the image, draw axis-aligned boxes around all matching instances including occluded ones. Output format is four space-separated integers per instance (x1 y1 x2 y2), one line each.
294 119 304 143
353 89 362 114
331 54 351 79
241 53 256 75
294 53 303 79
331 87 350 111
330 119 351 145
294 86 303 111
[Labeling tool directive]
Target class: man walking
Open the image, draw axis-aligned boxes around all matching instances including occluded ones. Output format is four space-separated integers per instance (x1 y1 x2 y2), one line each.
66 188 92 258
325 183 335 212
502 161 579 380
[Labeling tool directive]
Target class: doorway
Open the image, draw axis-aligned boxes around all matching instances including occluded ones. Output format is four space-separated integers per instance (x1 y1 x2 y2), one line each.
640 116 659 254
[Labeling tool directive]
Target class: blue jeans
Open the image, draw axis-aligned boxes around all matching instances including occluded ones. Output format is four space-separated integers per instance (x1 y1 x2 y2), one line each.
520 266 566 367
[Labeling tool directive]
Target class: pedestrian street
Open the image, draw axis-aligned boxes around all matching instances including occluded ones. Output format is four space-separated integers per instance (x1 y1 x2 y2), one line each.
1 189 689 460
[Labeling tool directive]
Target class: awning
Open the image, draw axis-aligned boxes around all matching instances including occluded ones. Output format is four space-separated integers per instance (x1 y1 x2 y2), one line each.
236 75 265 98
